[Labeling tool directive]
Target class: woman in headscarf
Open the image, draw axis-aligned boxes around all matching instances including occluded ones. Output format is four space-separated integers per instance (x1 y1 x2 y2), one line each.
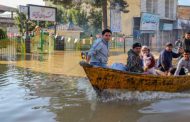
141 46 156 74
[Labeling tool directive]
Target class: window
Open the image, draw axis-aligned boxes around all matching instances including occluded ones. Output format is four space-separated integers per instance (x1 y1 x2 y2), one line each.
146 0 152 12
153 0 158 14
146 0 158 14
170 0 174 19
165 0 175 19
165 0 170 18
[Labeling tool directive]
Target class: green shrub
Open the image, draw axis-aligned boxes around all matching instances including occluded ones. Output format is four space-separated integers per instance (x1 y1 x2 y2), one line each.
80 44 91 51
0 29 6 39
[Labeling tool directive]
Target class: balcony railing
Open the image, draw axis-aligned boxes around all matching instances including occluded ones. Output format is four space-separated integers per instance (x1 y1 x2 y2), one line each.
0 17 14 24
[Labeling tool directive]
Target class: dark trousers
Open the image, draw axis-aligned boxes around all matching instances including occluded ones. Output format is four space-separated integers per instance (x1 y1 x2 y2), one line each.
169 68 186 75
158 67 167 72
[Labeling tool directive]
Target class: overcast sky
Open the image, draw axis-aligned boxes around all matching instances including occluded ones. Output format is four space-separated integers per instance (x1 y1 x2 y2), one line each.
0 0 190 8
179 0 190 5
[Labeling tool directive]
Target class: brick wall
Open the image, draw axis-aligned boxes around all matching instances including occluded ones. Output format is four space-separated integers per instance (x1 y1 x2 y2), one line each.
178 5 190 20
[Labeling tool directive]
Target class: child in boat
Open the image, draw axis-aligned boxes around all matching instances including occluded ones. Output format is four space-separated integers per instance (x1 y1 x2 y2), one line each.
141 46 156 74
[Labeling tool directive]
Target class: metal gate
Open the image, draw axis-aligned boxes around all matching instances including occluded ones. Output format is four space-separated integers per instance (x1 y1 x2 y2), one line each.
0 39 23 57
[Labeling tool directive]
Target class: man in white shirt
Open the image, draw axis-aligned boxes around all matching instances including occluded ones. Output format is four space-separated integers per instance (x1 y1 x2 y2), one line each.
174 50 190 76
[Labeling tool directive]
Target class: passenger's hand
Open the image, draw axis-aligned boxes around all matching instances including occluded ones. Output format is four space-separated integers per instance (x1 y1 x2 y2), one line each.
144 67 148 72
86 56 90 63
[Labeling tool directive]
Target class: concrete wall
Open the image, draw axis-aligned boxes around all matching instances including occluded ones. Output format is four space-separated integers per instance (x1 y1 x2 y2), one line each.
158 0 166 19
141 0 148 12
108 0 141 36
121 0 141 36
141 0 177 20
57 31 81 49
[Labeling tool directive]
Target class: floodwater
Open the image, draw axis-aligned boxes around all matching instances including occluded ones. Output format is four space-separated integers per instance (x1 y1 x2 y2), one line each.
1 51 190 122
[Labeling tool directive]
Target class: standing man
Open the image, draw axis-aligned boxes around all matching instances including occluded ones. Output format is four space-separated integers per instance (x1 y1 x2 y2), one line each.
127 42 144 73
87 29 112 67
157 43 183 73
182 31 190 52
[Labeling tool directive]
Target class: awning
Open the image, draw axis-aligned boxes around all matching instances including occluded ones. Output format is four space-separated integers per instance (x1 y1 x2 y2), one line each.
0 4 16 13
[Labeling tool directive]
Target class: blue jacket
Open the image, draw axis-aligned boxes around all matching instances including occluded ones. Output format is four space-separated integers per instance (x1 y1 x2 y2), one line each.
157 49 181 71
88 38 109 64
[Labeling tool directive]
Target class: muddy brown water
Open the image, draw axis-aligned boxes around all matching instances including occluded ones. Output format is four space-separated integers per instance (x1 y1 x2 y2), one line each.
0 52 190 122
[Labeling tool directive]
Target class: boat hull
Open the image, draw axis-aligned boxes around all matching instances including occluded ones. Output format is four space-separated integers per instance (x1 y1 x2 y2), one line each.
80 61 190 92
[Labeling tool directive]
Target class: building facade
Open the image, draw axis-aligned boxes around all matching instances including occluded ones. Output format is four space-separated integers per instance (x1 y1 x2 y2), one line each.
45 0 180 50
139 0 177 49
0 5 16 30
109 0 178 49
175 5 190 39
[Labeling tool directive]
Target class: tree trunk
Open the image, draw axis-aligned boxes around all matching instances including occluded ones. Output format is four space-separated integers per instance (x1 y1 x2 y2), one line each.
102 0 108 30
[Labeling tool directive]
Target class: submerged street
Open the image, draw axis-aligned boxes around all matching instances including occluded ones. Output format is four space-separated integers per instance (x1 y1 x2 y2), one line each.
0 51 190 122
1 0 190 121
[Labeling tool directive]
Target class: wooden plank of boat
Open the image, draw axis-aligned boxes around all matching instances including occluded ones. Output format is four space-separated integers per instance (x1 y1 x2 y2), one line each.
80 61 190 92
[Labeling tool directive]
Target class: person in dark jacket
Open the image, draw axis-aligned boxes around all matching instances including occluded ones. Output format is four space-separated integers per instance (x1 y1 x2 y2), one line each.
127 43 143 73
175 39 182 48
157 43 183 73
182 31 190 52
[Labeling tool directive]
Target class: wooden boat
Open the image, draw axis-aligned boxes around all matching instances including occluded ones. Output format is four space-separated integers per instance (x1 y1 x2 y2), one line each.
80 61 190 93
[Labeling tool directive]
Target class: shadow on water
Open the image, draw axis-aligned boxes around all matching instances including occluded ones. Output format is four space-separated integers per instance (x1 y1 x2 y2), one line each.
1 63 190 122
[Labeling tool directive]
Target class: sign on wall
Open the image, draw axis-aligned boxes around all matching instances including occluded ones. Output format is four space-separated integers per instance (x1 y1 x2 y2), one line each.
19 5 28 15
162 23 173 30
28 5 56 22
140 13 160 31
174 19 190 29
110 9 121 32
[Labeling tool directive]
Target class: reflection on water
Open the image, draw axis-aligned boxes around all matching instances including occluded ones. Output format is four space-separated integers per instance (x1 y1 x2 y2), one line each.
0 64 55 122
1 63 190 122
0 54 49 61
0 52 86 77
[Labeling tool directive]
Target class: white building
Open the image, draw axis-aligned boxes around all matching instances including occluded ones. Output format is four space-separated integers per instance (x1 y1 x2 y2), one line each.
139 0 178 49
110 0 178 49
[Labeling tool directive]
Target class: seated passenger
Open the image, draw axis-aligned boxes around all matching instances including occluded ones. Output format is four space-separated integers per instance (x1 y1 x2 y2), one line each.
174 50 190 76
126 43 143 73
141 46 156 74
157 42 183 74
168 67 185 76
